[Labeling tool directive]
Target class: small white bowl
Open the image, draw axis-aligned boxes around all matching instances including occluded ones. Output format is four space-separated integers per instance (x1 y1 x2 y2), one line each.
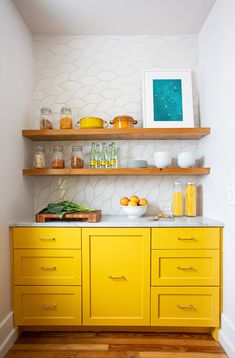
178 152 195 168
121 205 148 220
154 152 171 168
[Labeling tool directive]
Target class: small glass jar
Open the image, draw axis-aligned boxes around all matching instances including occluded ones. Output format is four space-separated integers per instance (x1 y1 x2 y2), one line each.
60 106 73 129
71 146 84 168
185 182 197 217
172 182 184 217
34 146 46 168
51 145 64 169
40 107 53 129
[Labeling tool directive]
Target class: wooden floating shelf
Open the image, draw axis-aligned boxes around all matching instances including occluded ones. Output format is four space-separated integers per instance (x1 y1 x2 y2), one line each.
22 128 210 141
23 168 210 176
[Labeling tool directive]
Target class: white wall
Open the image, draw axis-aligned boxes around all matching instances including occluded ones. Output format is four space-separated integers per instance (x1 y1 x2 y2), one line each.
0 1 33 356
199 0 235 356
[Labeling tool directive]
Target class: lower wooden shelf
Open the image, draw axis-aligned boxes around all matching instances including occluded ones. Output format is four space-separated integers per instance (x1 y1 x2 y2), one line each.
23 168 210 176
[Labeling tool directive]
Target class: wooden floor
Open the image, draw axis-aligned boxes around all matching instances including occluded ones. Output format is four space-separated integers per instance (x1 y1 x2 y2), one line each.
5 332 227 358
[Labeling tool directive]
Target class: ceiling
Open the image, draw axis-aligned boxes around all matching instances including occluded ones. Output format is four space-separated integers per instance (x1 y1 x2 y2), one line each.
13 0 216 35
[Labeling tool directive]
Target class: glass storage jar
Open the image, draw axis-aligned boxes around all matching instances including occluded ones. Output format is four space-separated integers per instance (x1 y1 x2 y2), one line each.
60 106 73 129
172 182 184 217
34 146 46 168
51 145 64 169
71 146 84 168
40 107 53 129
185 182 197 217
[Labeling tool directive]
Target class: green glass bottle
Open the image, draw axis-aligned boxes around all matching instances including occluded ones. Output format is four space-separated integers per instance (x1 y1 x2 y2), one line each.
89 143 96 168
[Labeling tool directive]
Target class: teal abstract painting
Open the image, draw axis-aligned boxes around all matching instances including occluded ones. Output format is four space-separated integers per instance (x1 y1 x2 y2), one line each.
153 79 183 121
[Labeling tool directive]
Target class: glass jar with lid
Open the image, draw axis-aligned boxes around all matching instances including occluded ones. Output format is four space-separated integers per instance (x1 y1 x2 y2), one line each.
185 182 196 217
40 107 53 129
71 146 84 168
172 182 184 217
34 146 46 168
60 106 73 129
51 145 64 169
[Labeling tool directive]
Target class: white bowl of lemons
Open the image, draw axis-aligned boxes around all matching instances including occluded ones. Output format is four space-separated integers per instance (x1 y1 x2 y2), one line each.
120 195 148 219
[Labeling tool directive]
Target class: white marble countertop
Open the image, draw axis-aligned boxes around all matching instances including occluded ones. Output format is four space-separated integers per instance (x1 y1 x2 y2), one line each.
9 216 223 227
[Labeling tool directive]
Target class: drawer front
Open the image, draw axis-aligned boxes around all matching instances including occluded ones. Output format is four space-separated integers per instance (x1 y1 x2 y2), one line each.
151 287 219 327
12 228 81 249
151 250 220 286
152 228 220 249
14 249 81 285
14 286 81 326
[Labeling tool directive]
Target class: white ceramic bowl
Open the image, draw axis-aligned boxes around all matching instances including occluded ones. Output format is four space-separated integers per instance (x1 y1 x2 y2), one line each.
121 205 148 220
178 152 195 168
154 152 171 168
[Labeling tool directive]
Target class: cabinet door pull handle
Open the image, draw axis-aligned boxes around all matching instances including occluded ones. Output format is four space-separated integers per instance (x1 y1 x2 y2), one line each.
177 266 195 271
40 265 57 271
178 237 196 241
40 304 57 310
108 275 126 280
39 237 56 241
177 304 195 310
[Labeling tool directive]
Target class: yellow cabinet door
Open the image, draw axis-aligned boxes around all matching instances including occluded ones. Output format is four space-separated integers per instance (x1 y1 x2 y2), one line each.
151 287 219 327
14 286 81 326
12 228 81 249
14 249 81 285
151 250 220 286
152 228 221 250
82 228 150 326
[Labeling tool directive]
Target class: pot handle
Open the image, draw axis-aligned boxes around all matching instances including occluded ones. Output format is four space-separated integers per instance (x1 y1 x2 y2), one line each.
109 120 114 125
76 120 80 128
133 120 138 125
103 121 108 128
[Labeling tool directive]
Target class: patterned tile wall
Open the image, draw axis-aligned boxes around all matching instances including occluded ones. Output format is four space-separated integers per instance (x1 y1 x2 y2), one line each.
33 35 200 215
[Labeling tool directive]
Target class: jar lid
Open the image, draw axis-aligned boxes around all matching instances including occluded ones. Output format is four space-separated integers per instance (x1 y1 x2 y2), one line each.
72 145 83 151
53 145 64 151
40 107 51 114
35 145 45 151
61 106 72 114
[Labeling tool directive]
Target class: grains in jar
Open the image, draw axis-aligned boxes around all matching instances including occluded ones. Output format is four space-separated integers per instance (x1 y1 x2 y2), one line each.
185 182 196 217
40 107 53 129
71 146 84 168
34 146 46 168
51 145 65 169
60 106 73 129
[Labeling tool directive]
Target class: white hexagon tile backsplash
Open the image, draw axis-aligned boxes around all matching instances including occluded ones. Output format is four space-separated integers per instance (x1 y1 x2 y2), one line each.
33 35 201 215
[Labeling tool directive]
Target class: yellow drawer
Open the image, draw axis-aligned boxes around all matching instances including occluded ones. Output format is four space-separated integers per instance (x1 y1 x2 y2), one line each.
151 287 219 327
14 249 81 285
12 228 81 249
14 286 81 326
151 250 220 286
152 228 221 249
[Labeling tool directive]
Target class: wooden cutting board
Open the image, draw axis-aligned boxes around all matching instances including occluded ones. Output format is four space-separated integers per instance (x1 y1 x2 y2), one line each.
35 210 102 223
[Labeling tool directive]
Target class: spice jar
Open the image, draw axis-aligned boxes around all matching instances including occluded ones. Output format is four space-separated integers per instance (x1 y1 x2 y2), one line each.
185 182 197 217
34 146 46 168
40 107 53 129
51 145 64 169
172 182 184 217
60 106 73 129
71 146 84 168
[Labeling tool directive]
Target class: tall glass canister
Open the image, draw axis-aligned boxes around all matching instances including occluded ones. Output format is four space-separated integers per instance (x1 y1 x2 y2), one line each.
172 182 184 217
185 182 197 216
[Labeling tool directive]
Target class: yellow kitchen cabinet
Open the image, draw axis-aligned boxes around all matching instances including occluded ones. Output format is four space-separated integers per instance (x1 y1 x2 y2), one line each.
14 286 81 326
151 249 220 286
14 249 81 286
152 227 221 249
82 228 150 326
151 287 219 327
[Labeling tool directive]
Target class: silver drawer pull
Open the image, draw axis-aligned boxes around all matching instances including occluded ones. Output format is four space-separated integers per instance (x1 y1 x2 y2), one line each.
177 266 195 271
177 304 195 310
40 304 57 310
108 275 126 280
178 237 197 241
39 237 56 241
40 265 57 271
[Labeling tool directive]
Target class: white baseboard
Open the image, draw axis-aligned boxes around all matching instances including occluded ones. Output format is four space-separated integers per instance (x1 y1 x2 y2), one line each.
220 313 235 358
0 312 18 358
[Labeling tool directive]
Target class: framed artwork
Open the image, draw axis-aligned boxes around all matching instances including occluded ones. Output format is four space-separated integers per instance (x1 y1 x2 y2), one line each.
142 69 194 128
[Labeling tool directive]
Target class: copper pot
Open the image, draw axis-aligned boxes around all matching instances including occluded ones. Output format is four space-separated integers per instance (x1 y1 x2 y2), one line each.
110 115 138 129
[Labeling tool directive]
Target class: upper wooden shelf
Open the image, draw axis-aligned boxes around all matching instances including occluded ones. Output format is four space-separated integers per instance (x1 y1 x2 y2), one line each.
22 128 210 141
23 168 210 176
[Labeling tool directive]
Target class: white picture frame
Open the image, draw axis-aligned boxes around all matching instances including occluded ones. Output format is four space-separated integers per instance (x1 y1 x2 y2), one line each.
142 69 194 128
